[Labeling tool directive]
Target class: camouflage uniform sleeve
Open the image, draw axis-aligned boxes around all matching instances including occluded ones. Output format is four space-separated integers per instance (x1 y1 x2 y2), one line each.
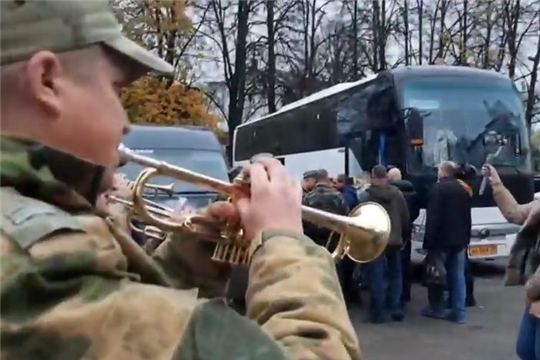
0 232 269 360
152 231 231 298
2 229 359 360
175 229 362 359
243 229 361 359
0 229 197 360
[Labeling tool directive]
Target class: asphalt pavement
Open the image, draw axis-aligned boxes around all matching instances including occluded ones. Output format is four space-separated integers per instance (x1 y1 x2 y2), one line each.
351 259 524 360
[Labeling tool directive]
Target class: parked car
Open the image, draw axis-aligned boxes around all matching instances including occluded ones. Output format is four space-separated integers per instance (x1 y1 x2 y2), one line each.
411 207 519 264
121 125 230 210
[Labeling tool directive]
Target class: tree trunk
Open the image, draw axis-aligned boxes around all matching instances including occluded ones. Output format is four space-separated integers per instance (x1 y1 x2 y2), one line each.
266 0 277 113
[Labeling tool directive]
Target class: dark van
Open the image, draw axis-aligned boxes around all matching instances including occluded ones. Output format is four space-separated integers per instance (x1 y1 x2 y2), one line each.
120 125 229 210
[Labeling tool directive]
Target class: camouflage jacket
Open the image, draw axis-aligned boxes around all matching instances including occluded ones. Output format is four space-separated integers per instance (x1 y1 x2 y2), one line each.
302 184 349 246
0 137 360 360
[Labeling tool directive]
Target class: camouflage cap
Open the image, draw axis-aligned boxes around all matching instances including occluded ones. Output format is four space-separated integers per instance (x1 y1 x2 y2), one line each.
303 170 318 179
0 0 174 74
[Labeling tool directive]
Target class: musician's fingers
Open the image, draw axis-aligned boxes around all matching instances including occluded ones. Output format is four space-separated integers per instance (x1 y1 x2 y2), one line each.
189 214 229 228
253 157 288 182
189 226 223 243
190 220 223 234
205 201 240 225
242 163 270 194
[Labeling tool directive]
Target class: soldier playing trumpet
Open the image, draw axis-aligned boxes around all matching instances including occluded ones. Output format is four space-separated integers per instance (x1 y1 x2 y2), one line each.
0 1 360 360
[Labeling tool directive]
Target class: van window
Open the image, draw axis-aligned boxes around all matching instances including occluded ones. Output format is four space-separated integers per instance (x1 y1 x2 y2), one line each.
119 148 229 194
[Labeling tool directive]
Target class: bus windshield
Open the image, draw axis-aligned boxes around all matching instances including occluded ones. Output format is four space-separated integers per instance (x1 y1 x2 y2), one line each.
401 76 530 170
119 149 229 194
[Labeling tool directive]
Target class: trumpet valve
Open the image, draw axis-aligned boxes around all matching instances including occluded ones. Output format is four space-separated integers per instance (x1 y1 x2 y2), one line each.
211 243 250 265
211 227 250 265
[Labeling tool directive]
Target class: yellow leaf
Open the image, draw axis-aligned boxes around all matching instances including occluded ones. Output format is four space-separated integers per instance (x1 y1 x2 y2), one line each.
122 75 218 129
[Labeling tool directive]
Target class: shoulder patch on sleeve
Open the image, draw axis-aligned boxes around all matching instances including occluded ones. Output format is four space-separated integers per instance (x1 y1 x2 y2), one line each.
0 189 85 250
183 299 287 360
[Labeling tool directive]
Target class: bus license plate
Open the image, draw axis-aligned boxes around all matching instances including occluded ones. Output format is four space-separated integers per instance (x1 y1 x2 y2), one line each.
468 245 497 257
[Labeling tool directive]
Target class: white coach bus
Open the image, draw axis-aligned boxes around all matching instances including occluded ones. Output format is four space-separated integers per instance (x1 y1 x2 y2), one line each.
232 65 533 262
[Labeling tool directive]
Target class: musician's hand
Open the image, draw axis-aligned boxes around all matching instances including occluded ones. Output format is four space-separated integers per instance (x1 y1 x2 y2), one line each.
237 158 303 240
161 200 237 297
204 201 241 226
482 164 501 185
170 200 241 241
526 295 533 308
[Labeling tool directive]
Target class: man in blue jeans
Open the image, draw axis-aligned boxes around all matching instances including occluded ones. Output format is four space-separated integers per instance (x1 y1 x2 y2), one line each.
367 248 404 322
360 165 410 323
516 249 540 360
424 250 467 321
421 161 472 324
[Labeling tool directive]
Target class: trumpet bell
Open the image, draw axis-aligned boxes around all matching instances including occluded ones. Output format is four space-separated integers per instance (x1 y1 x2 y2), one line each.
329 202 391 263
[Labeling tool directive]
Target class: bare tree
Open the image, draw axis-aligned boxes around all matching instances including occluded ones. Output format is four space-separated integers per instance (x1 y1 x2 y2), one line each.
525 35 540 126
197 0 255 159
502 0 537 78
113 0 211 81
402 0 411 65
194 0 539 129
274 0 338 101
265 0 278 113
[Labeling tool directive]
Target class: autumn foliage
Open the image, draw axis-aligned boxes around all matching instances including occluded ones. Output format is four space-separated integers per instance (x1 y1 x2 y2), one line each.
113 0 219 130
121 76 218 128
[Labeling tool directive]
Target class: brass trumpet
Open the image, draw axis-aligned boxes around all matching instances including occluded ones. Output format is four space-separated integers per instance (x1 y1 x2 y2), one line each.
118 147 391 265
108 195 172 241
113 170 176 240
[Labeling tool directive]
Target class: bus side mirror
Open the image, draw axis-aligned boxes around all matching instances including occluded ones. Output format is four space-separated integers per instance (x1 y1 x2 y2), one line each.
404 108 424 146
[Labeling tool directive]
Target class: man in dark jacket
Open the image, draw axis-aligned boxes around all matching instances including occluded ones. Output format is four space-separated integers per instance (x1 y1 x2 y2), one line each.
335 174 360 210
388 167 420 305
420 161 472 324
303 169 350 246
334 173 361 305
303 170 355 305
360 165 410 322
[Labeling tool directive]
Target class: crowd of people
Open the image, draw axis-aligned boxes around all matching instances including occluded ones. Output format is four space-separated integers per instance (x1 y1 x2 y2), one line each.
300 163 477 324
299 162 540 359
